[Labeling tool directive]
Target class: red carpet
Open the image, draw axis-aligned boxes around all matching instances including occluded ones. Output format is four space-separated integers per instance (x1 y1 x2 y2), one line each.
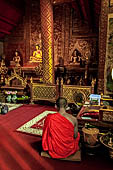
0 124 53 170
0 104 113 170
16 110 56 136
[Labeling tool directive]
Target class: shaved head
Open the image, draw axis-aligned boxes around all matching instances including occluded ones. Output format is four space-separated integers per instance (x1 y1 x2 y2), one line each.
56 97 67 109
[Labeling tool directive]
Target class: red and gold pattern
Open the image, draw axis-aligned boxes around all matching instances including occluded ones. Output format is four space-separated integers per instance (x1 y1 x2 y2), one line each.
40 0 54 84
16 110 56 136
63 85 91 104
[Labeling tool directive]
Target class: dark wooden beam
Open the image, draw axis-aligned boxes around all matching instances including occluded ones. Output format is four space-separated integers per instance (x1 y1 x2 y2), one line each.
94 0 101 6
89 0 95 26
77 0 99 31
5 0 25 13
94 0 101 16
0 29 10 35
78 0 88 21
75 0 85 20
71 1 82 19
84 0 93 28
0 15 17 26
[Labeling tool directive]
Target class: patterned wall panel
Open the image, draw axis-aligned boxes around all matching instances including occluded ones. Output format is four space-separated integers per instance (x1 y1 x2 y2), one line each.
54 5 63 65
31 83 92 103
31 83 56 102
62 4 70 65
30 0 41 58
63 85 91 104
53 3 98 67
40 0 54 84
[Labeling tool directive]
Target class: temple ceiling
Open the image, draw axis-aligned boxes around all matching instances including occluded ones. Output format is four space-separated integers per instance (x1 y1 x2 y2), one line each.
0 0 101 41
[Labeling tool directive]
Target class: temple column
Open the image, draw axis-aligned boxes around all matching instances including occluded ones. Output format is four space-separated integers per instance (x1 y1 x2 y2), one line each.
98 0 108 93
40 0 54 84
24 0 31 64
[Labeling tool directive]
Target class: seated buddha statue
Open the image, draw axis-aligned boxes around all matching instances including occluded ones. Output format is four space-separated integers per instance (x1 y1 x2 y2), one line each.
70 49 81 65
13 50 21 67
29 44 42 63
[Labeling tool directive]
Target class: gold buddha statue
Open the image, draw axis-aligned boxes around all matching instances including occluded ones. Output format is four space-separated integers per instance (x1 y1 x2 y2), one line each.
29 44 42 63
13 50 21 67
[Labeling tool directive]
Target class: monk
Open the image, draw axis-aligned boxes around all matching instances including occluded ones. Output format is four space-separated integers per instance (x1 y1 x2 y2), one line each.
42 97 80 159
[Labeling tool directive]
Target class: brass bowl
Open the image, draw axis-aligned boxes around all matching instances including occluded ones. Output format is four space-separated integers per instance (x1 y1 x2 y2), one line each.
100 135 113 159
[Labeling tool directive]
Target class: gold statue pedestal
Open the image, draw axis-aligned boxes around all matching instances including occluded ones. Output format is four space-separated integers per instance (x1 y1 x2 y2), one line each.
24 62 40 67
10 61 16 67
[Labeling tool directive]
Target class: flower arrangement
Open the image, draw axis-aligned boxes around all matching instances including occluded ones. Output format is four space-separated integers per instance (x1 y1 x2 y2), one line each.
12 91 17 95
5 91 17 95
5 91 17 103
5 91 12 95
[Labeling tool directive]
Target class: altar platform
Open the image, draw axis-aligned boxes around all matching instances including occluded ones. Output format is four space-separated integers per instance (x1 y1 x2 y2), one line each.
8 65 42 83
77 104 113 131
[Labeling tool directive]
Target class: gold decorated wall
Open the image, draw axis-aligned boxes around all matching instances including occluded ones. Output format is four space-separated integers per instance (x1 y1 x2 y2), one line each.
3 0 98 68
53 3 98 66
98 0 109 94
2 0 100 90
103 0 113 94
30 0 41 58
4 0 41 66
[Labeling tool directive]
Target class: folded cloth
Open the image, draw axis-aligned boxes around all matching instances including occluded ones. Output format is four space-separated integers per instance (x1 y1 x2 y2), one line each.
42 113 80 158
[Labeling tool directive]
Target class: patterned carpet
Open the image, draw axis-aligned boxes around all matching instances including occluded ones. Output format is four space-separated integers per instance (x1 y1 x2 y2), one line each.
16 110 56 136
0 104 112 170
1 103 23 112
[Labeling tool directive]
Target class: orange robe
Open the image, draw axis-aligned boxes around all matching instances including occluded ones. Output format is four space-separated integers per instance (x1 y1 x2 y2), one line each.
42 113 80 158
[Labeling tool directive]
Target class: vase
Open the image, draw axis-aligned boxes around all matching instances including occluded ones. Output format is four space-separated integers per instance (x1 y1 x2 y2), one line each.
12 94 17 103
1 104 8 114
6 94 12 103
82 127 99 146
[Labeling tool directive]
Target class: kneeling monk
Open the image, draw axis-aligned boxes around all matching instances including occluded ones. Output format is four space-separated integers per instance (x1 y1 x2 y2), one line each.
42 97 80 159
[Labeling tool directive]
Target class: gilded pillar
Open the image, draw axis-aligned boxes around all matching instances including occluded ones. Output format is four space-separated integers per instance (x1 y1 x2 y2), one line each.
40 0 54 84
98 0 108 93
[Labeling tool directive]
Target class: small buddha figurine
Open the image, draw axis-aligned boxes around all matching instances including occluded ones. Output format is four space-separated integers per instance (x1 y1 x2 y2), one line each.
29 44 42 63
13 50 21 67
1 54 6 67
70 49 81 65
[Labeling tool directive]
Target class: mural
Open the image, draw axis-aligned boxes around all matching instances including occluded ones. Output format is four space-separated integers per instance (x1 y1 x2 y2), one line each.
105 13 113 93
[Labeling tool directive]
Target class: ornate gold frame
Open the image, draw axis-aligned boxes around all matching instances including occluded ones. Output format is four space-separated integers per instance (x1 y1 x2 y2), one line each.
5 72 27 88
109 0 113 7
99 108 113 122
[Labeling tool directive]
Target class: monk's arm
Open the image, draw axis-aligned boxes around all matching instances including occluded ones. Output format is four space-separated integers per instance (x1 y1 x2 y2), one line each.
74 118 78 138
